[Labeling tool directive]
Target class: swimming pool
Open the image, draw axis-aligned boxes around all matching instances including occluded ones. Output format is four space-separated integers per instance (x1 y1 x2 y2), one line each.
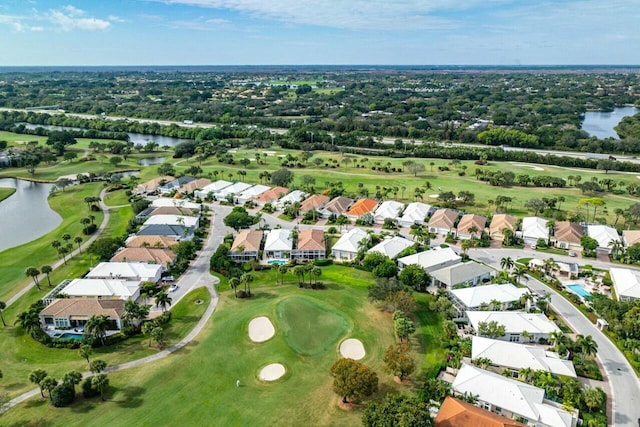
267 259 287 266
59 333 84 340
567 283 591 298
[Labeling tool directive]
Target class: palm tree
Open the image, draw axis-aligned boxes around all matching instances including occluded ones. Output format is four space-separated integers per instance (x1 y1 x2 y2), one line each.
41 377 58 402
512 265 527 284
542 258 558 276
311 267 322 286
583 387 605 413
229 277 240 297
0 301 6 327
500 256 514 271
79 344 92 366
61 233 72 246
142 321 157 347
15 310 40 335
41 265 53 287
292 265 306 286
240 273 253 295
518 367 533 383
80 217 91 234
122 300 150 327
521 330 533 343
155 291 173 312
519 292 534 312
25 266 41 290
548 331 565 352
51 239 61 257
29 369 48 398
489 299 502 311
577 334 598 358
278 264 288 285
85 314 110 346
92 373 109 401
74 236 83 253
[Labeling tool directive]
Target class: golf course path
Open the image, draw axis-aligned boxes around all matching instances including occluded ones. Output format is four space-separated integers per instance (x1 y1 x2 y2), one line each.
0 207 223 414
5 187 111 308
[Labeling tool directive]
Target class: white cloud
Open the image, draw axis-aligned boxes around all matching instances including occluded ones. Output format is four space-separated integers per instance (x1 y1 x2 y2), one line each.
63 5 85 17
169 16 231 31
108 15 126 23
49 7 111 31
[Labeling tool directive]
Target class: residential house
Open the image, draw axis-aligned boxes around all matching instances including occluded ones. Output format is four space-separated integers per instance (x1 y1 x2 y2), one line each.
46 278 141 302
552 222 583 251
40 299 125 330
194 180 233 199
300 194 330 214
253 186 289 206
275 190 308 210
150 198 201 210
397 247 461 273
214 182 253 201
264 229 293 259
367 236 414 259
320 196 353 218
431 261 495 289
428 208 459 235
466 311 561 343
143 214 199 229
520 217 549 245
586 224 621 254
126 235 177 249
229 230 264 262
457 214 487 240
292 229 326 260
451 364 577 427
609 267 640 301
489 214 518 240
373 200 405 225
110 247 176 267
157 176 195 194
435 396 527 427
622 229 640 247
398 202 433 227
133 176 174 195
149 206 196 217
178 178 211 194
331 228 369 261
85 262 163 283
471 336 576 377
235 184 271 205
136 224 194 241
345 198 379 221
449 283 528 311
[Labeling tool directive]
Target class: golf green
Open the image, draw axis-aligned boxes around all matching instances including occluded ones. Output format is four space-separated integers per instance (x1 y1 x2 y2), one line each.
276 296 349 356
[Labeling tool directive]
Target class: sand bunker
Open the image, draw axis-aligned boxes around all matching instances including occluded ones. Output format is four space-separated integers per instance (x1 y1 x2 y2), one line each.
428 194 439 199
248 316 275 343
259 363 286 381
510 162 544 171
339 338 366 360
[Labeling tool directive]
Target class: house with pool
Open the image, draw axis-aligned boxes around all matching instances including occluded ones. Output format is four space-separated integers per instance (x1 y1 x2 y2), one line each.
466 311 561 343
39 299 125 332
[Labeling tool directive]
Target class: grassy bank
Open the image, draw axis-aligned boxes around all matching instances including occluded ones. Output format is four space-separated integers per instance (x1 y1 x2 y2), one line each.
0 186 16 202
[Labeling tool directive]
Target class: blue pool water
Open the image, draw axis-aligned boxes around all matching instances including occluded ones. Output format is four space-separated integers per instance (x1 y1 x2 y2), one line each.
267 259 287 266
567 284 591 298
60 333 84 340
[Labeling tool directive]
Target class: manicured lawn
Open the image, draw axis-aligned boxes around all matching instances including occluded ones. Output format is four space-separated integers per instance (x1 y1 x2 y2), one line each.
0 186 16 202
102 189 130 207
277 296 349 356
102 205 134 238
413 294 448 378
2 273 405 426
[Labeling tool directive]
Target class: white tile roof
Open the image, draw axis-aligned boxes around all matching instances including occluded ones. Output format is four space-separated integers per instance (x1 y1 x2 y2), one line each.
264 229 293 252
143 214 199 228
466 311 561 336
194 180 233 198
236 184 271 200
150 198 201 210
398 202 431 225
471 336 576 377
374 200 405 221
522 217 549 240
431 262 494 287
62 278 140 300
450 283 528 308
587 224 621 249
609 267 640 300
277 190 308 206
397 247 461 271
453 364 573 427
215 182 253 198
86 262 163 282
367 236 414 259
332 228 369 254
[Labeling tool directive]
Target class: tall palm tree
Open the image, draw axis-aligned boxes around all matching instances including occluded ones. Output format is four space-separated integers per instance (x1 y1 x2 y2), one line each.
41 265 53 287
29 369 48 398
278 264 288 285
0 301 6 327
292 265 306 286
548 331 565 352
500 256 514 271
583 387 605 413
240 273 253 295
74 236 83 253
512 265 527 284
92 373 109 401
85 314 110 346
229 277 240 297
15 310 40 335
155 291 173 312
25 266 41 290
542 258 558 276
577 334 598 358
51 239 61 257
80 217 91 235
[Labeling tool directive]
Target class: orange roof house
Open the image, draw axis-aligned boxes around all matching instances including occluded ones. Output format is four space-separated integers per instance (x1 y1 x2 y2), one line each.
253 186 289 205
300 194 330 212
553 222 583 248
292 229 326 260
178 178 212 194
489 214 518 237
134 176 174 194
435 396 526 427
110 247 176 267
345 198 379 218
126 235 177 249
457 214 487 238
428 208 459 234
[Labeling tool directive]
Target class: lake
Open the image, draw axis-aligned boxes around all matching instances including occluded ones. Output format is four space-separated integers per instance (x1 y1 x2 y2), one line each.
0 178 62 253
581 106 640 139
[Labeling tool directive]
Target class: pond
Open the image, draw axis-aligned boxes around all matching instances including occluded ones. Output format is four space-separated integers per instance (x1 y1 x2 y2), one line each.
21 123 192 147
0 178 62 253
581 106 640 139
137 157 168 166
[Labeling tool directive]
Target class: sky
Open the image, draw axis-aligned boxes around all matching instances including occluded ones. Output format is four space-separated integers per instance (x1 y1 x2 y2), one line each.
1 0 639 66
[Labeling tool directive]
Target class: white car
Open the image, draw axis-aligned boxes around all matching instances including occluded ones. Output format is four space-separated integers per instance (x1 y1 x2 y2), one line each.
169 284 179 292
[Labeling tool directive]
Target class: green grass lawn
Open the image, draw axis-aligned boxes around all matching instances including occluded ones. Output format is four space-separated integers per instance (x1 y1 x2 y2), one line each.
0 186 16 202
2 268 413 426
102 189 130 207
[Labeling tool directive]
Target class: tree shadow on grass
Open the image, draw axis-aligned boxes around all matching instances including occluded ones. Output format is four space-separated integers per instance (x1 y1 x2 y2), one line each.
114 386 145 408
8 419 52 427
4 382 28 391
246 291 278 300
23 397 49 409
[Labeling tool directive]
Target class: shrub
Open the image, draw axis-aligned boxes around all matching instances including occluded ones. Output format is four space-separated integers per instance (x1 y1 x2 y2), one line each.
51 384 76 407
82 376 100 398
313 259 333 267
155 311 172 325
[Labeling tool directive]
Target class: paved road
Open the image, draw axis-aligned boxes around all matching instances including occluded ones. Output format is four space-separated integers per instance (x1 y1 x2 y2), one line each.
471 247 640 427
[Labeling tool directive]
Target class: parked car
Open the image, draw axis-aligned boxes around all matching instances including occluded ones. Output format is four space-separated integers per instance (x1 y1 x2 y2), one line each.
568 250 577 257
162 276 175 283
169 284 179 292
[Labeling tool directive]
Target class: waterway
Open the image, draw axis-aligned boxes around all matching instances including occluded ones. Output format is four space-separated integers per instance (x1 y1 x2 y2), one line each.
0 178 61 253
581 106 640 139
